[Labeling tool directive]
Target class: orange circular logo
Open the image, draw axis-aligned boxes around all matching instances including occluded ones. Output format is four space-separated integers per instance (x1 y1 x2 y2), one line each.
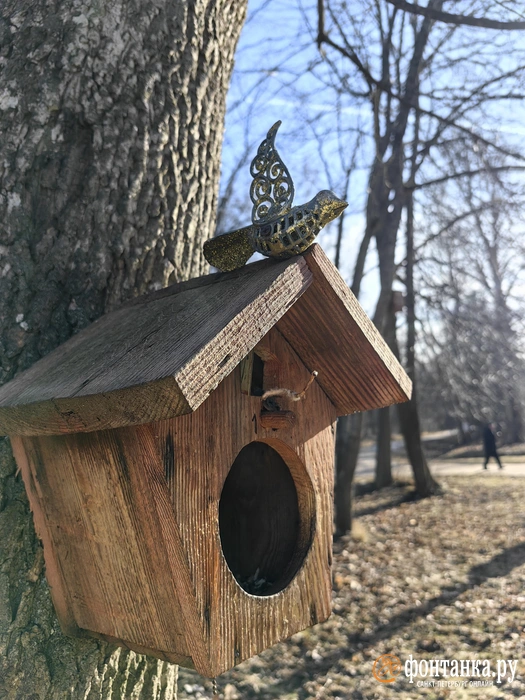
373 654 402 683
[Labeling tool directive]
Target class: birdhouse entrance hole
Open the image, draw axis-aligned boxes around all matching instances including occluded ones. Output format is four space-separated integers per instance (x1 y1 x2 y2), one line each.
219 440 315 596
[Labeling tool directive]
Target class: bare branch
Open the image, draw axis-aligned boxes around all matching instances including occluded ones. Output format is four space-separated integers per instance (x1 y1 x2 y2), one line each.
385 0 525 30
413 202 506 256
412 165 525 190
317 9 525 163
317 0 376 89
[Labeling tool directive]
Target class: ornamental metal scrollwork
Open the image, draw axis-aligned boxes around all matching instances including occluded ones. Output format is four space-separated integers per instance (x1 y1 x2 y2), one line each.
249 121 295 224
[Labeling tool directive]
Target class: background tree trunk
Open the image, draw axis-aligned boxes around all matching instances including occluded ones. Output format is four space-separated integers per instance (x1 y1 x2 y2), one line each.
396 390 439 495
374 305 396 489
394 192 439 495
328 0 444 535
0 0 247 696
334 413 362 536
375 407 393 489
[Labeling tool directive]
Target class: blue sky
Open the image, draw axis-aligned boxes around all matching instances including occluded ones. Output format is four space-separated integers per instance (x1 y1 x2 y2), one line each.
219 0 525 318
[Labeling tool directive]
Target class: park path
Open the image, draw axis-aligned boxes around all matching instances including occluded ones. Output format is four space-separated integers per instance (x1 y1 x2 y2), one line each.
356 440 525 479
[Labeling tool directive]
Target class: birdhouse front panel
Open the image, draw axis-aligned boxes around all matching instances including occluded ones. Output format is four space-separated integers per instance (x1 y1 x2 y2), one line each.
153 326 336 676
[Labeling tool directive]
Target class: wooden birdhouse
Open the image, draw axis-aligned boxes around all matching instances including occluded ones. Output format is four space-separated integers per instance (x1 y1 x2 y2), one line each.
0 244 411 677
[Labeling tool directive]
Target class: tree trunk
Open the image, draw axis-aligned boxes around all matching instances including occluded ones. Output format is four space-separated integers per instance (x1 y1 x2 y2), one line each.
0 0 247 696
334 413 362 536
375 407 393 489
396 385 440 496
395 192 439 496
373 303 397 488
332 0 445 534
508 394 524 444
333 157 402 529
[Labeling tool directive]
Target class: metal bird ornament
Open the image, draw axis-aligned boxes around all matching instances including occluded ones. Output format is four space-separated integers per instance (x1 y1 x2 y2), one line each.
203 121 348 272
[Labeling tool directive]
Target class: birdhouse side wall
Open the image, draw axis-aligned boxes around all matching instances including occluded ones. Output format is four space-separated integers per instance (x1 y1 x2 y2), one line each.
11 425 207 669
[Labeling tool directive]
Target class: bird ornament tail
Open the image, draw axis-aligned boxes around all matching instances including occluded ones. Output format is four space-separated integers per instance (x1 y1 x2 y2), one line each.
204 121 347 272
203 225 254 272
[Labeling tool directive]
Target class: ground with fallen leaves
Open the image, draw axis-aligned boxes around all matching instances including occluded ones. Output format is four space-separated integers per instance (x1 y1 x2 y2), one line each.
178 475 525 699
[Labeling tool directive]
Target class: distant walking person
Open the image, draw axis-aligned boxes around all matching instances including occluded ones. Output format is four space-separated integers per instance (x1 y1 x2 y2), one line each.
483 423 503 470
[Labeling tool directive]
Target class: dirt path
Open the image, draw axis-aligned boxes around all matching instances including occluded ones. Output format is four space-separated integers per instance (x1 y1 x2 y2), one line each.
355 443 525 480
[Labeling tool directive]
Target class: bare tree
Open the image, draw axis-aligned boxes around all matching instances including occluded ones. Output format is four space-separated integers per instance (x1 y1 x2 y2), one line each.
0 0 247 696
217 0 525 531
417 153 525 443
315 0 525 526
385 0 525 30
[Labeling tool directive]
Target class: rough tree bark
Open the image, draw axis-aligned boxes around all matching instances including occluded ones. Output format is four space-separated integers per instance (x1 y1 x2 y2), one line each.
0 0 247 697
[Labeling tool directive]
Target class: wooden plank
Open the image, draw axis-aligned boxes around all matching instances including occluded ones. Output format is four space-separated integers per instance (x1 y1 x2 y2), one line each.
174 258 311 411
121 255 276 308
15 427 208 669
259 410 296 429
153 325 336 676
11 436 80 637
0 377 190 437
86 630 195 667
0 257 313 435
277 244 412 415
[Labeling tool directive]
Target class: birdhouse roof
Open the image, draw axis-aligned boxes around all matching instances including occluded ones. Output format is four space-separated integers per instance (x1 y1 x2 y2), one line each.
0 245 411 436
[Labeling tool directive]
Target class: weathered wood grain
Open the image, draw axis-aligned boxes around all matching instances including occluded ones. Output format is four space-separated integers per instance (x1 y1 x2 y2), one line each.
15 427 208 670
259 410 296 429
0 257 312 435
239 352 254 395
3 244 414 676
11 325 336 677
10 435 80 638
0 244 411 437
277 244 412 414
153 326 336 676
